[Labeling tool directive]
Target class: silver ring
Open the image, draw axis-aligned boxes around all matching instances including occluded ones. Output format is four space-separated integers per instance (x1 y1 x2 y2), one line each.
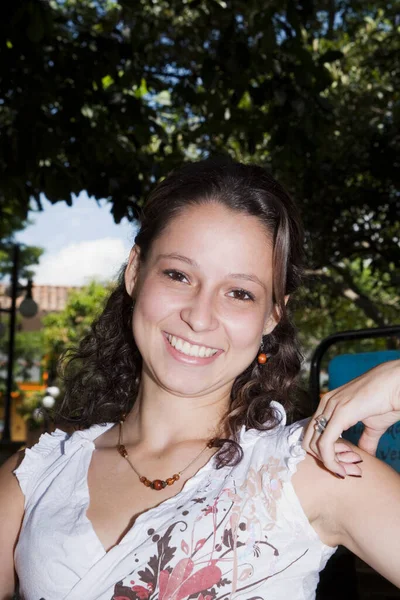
314 415 329 435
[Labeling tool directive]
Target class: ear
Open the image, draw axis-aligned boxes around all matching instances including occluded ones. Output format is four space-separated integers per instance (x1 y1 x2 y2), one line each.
262 294 290 336
124 245 141 298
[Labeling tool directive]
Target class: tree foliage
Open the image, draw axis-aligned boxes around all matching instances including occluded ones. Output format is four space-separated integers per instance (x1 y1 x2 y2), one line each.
0 329 43 395
42 280 112 381
1 0 399 331
0 242 43 282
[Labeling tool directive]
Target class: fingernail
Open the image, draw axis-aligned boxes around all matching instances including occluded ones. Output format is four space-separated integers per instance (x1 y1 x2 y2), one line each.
335 472 345 479
349 474 362 478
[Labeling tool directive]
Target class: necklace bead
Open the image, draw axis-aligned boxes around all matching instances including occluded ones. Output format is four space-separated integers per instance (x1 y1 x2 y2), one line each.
117 421 213 491
152 479 166 490
117 444 128 458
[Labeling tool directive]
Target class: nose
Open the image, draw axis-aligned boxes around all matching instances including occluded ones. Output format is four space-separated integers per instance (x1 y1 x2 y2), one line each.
180 287 219 333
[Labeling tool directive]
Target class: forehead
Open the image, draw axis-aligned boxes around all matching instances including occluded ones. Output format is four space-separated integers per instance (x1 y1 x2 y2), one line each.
149 202 273 278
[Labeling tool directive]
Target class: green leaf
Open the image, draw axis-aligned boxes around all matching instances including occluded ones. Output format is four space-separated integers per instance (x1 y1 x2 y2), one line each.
101 75 115 90
134 78 148 99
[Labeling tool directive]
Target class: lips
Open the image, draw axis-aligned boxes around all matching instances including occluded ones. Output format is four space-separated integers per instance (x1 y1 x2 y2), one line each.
165 333 219 358
164 331 221 350
162 331 224 365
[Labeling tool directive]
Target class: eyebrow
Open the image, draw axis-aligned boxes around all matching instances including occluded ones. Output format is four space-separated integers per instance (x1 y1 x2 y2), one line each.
156 253 267 290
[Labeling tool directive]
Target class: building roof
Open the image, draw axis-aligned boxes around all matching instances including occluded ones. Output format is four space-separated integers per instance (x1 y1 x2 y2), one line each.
0 284 80 313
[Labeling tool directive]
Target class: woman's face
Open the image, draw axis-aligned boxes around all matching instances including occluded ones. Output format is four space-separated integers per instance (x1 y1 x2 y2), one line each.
126 202 279 399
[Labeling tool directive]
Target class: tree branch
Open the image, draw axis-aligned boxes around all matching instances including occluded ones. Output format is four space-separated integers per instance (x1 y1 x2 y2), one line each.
305 267 388 328
327 0 336 40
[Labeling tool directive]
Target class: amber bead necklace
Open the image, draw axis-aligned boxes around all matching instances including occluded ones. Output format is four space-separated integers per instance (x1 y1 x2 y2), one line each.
117 420 216 491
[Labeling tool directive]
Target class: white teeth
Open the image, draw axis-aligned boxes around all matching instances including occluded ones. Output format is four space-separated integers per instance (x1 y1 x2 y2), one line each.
166 334 218 358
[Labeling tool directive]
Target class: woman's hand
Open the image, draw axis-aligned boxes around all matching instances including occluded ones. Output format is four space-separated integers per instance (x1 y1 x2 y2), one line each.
302 359 400 478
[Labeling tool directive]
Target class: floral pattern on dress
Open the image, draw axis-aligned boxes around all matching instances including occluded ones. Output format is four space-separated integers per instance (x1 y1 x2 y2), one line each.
111 455 309 600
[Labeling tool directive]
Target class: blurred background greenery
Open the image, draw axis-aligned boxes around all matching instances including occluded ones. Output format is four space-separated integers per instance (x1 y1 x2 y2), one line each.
0 0 399 434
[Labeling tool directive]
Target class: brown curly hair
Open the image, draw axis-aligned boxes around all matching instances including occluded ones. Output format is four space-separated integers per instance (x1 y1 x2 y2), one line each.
58 157 307 468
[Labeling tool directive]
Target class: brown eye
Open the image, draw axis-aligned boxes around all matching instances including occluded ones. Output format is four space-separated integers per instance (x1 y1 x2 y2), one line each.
162 269 188 283
228 289 255 302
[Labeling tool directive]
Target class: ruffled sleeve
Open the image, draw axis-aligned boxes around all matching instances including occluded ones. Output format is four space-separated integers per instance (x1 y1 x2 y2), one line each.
243 400 313 482
13 428 69 500
239 401 313 484
283 416 313 479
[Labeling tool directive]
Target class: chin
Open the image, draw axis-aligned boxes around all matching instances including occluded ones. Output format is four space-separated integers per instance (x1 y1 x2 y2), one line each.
155 368 219 398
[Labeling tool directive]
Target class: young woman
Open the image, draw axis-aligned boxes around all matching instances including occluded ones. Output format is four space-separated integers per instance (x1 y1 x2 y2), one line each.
1 159 399 599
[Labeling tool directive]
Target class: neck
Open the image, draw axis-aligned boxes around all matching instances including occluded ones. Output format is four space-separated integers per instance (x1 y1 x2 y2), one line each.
122 373 231 453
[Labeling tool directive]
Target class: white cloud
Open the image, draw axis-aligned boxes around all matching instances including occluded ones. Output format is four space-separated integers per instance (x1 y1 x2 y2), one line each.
32 238 131 286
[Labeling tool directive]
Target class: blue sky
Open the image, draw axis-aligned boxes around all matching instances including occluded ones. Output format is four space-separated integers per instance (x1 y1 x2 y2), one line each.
16 192 138 286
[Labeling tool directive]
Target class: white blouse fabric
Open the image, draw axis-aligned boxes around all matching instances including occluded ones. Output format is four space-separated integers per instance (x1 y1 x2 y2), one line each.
14 401 338 600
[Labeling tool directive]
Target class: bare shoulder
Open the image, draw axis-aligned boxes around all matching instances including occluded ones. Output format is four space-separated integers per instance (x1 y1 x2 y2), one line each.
0 451 26 594
325 443 400 574
292 442 400 565
291 449 343 548
0 450 25 479
0 450 26 510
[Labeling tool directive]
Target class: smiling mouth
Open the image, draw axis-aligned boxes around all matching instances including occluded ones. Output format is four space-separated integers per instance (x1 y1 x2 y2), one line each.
165 334 219 358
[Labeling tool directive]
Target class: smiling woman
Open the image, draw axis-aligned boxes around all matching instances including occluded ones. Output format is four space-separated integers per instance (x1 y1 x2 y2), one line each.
57 158 305 467
1 157 400 600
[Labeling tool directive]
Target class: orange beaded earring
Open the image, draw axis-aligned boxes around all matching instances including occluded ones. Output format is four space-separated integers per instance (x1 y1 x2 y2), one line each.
257 336 268 364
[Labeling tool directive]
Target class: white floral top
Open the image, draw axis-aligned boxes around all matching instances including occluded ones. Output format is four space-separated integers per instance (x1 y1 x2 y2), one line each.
14 401 337 600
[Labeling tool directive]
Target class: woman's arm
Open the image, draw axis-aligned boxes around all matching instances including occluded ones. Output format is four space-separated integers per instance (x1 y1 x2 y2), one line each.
317 443 400 588
0 452 26 599
335 447 400 587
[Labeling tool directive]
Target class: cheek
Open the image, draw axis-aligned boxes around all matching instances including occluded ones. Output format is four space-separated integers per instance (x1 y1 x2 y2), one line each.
227 314 263 352
131 277 181 333
132 289 163 334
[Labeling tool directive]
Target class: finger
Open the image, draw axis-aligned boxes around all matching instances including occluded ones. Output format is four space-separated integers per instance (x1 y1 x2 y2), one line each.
308 411 344 471
302 394 331 450
303 396 334 458
309 406 351 474
304 441 362 467
338 462 363 477
302 419 320 458
308 394 343 458
335 443 362 469
304 442 363 477
314 408 356 476
302 397 361 473
336 450 362 463
334 441 355 453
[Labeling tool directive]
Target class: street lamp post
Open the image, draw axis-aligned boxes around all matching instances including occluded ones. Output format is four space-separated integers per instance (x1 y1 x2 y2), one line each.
0 244 38 445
